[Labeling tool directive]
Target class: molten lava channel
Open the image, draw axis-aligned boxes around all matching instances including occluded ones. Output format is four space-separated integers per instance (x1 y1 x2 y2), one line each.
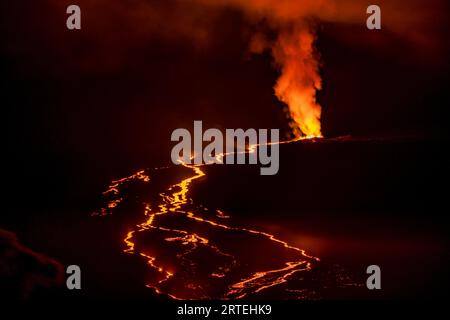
95 137 322 299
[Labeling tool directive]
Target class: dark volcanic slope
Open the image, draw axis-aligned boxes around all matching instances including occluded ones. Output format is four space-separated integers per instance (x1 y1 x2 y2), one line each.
91 136 449 299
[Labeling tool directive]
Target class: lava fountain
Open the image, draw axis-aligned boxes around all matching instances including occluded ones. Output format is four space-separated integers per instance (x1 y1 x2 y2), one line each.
273 24 323 138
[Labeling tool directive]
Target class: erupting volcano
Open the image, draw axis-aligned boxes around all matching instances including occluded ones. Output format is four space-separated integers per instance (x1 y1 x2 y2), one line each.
3 0 449 306
94 25 327 297
90 1 353 300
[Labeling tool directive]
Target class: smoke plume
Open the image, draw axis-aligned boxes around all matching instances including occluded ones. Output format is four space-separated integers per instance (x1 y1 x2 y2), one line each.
196 0 448 136
4 0 447 137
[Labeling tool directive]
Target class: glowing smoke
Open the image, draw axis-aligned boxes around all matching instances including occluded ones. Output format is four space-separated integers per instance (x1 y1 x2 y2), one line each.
22 0 447 138
248 22 322 138
272 24 322 138
200 0 326 137
196 0 448 136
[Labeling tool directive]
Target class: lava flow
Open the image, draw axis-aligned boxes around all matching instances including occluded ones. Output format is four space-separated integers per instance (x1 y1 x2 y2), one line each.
92 1 330 298
95 136 327 300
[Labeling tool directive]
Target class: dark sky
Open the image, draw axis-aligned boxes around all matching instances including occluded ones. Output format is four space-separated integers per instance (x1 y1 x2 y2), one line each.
2 0 450 215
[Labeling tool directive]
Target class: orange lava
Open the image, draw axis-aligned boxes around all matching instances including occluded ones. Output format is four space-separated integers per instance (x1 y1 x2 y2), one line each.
97 138 321 299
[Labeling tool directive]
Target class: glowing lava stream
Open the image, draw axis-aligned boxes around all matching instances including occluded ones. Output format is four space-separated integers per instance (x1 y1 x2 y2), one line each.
97 136 321 299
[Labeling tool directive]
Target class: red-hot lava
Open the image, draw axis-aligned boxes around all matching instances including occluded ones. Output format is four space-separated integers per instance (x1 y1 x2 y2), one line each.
95 138 325 299
93 0 362 299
